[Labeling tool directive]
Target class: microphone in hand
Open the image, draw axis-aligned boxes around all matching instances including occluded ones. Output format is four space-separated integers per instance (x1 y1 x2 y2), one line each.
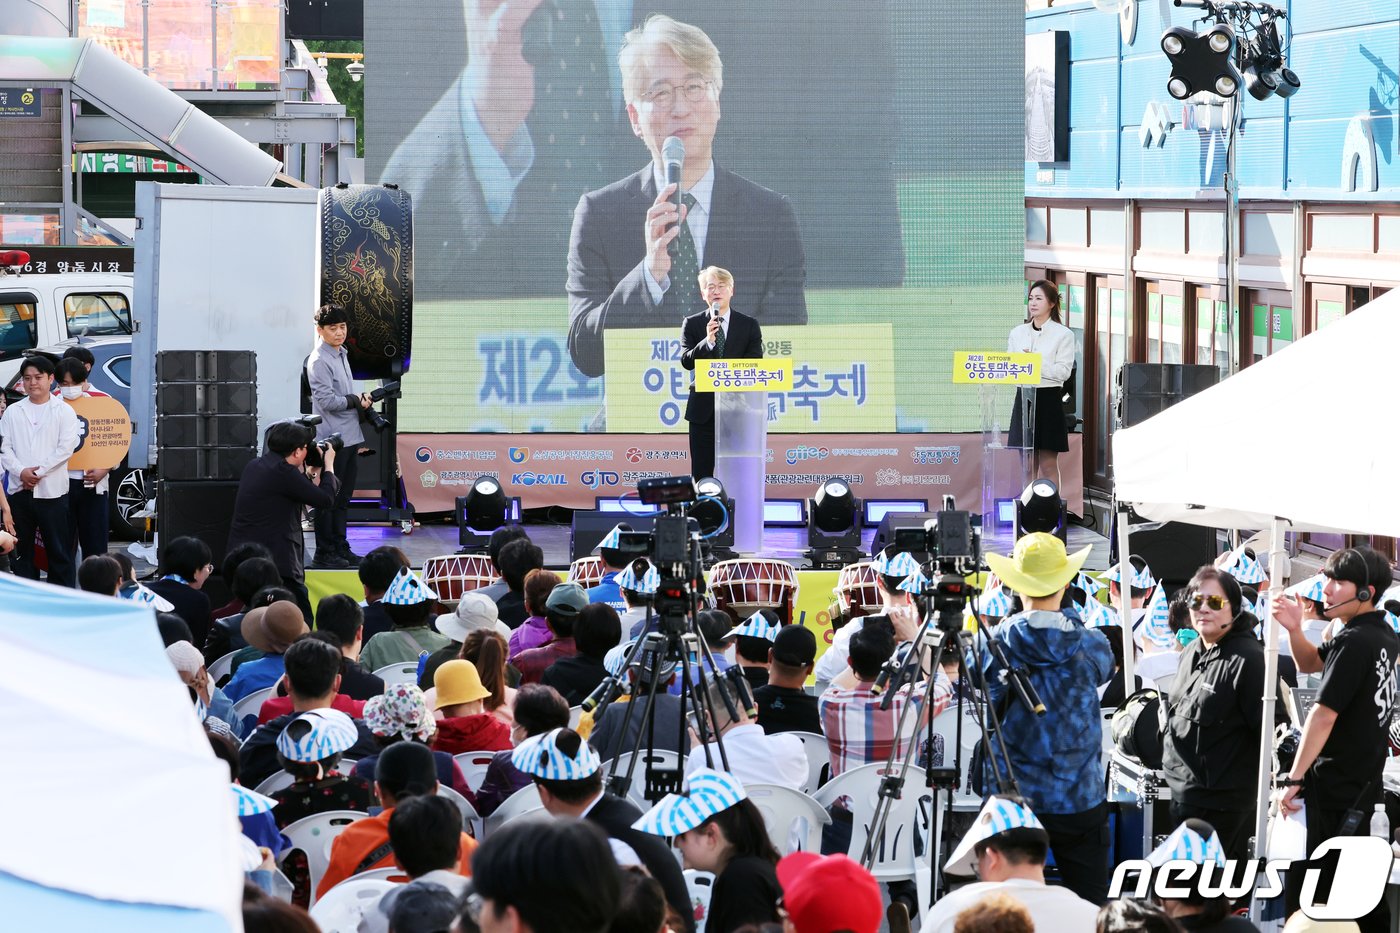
662 135 685 257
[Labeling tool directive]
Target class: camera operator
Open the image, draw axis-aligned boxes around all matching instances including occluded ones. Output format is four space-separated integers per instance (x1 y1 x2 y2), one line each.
975 532 1114 905
227 421 338 621
306 303 371 568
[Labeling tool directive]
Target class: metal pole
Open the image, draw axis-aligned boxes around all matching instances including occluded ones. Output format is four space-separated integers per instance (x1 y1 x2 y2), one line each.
1224 96 1242 375
1116 510 1135 691
1250 517 1286 922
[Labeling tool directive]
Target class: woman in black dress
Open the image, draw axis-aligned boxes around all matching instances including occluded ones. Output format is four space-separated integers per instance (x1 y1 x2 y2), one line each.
1008 280 1077 481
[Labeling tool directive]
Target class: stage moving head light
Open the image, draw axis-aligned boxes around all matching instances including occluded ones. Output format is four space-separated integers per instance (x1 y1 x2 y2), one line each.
806 477 864 569
1016 478 1067 542
692 476 735 548
457 475 514 551
1161 23 1241 100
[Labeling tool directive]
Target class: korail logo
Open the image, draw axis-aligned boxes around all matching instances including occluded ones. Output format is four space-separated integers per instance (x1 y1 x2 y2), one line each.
1109 837 1391 921
415 446 432 463
508 447 530 464
511 472 566 487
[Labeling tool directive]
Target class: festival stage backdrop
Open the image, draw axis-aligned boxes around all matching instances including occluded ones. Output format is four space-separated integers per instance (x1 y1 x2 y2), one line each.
366 1 1026 435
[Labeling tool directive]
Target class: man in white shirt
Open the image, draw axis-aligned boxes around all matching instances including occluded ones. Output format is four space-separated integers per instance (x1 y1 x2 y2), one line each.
921 796 1099 933
684 697 807 791
0 356 80 586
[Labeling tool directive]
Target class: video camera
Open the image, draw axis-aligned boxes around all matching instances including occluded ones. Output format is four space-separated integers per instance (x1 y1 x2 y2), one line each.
599 476 709 631
360 380 401 432
891 496 980 633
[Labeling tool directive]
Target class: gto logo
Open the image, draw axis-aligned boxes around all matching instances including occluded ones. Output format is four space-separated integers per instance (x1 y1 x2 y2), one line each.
582 470 620 489
511 472 566 487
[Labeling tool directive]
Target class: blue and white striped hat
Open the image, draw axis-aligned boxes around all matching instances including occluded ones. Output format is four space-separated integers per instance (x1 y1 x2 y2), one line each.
726 610 781 642
1105 560 1156 590
1075 572 1105 598
597 524 628 552
632 768 748 837
1285 573 1327 603
124 583 175 612
616 561 660 596
944 796 1047 877
898 569 929 594
872 550 921 579
1136 586 1177 650
511 728 601 781
1221 547 1268 585
1385 611 1400 634
275 708 359 763
977 586 1016 618
231 783 278 817
1147 823 1227 867
382 567 439 606
604 638 678 682
1077 597 1119 629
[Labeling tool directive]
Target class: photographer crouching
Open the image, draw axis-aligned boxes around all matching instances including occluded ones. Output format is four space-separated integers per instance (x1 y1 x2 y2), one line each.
306 303 371 568
227 420 338 621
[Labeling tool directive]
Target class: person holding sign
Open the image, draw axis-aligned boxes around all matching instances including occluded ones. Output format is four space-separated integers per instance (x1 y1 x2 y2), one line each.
680 266 762 479
56 358 111 558
1008 280 1075 481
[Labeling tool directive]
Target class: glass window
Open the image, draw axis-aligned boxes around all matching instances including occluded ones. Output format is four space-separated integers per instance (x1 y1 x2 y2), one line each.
1244 212 1292 257
64 293 132 337
1026 207 1048 244
1066 284 1086 426
1095 283 1126 478
1049 207 1087 247
1145 291 1162 363
1187 211 1223 255
1251 301 1293 363
1089 208 1124 247
1311 214 1373 253
1315 299 1345 331
0 297 39 360
1162 295 1184 364
1140 210 1186 253
1379 215 1400 253
105 355 133 388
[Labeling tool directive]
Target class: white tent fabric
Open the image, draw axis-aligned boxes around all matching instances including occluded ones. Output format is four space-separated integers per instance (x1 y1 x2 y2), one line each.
0 574 241 930
1113 288 1400 537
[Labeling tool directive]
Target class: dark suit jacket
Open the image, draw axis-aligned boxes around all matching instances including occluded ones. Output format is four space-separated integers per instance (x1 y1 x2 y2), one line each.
588 792 695 933
226 453 336 583
679 309 764 424
566 165 805 377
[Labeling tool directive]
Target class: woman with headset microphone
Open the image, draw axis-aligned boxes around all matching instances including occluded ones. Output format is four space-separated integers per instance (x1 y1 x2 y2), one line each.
1008 280 1076 482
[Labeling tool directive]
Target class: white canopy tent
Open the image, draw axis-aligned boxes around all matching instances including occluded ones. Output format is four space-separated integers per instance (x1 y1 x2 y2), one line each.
1112 288 1400 917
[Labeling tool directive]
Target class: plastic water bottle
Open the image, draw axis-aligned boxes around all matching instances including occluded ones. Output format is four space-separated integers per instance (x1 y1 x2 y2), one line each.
1370 803 1390 841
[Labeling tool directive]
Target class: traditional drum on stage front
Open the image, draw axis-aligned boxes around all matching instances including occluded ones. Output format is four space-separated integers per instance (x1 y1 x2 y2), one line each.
834 560 884 622
708 558 799 625
568 556 606 588
420 554 495 605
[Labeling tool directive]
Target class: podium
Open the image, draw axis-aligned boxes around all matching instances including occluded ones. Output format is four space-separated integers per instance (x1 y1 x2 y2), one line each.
952 350 1041 534
698 359 793 555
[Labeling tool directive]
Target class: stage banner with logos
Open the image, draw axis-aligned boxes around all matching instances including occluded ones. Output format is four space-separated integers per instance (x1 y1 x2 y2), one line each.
398 432 1083 514
603 325 896 433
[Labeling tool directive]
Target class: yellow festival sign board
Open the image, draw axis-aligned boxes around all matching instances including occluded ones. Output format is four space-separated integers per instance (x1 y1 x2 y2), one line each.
604 324 895 433
694 358 793 393
951 350 1041 385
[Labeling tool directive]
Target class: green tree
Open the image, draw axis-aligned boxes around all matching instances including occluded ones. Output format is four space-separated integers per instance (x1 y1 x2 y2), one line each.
305 40 364 156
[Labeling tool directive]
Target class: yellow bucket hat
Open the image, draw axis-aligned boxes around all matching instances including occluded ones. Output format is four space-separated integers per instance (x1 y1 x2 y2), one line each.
984 532 1093 599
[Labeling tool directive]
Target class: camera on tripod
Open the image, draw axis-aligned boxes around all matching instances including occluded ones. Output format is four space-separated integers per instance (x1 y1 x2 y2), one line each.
609 476 709 631
360 380 401 432
891 496 980 632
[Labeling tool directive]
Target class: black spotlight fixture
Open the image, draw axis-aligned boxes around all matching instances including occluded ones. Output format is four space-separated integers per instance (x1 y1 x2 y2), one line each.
806 477 864 570
456 475 512 552
1161 22 1241 100
691 476 736 555
1242 18 1299 101
1015 478 1067 543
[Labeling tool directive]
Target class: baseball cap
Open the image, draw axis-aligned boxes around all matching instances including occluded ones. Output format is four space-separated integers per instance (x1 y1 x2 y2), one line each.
546 582 589 616
775 853 882 933
771 625 816 667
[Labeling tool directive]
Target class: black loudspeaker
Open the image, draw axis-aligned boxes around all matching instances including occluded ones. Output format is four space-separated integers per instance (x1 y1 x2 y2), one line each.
869 513 936 560
286 0 362 40
158 414 258 448
156 350 257 383
157 382 257 417
1116 363 1218 428
1112 516 1218 597
158 480 241 569
321 184 414 380
160 447 257 482
570 511 657 562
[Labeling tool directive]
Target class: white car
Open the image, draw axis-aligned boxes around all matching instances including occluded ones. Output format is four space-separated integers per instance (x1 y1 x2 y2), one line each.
0 263 134 389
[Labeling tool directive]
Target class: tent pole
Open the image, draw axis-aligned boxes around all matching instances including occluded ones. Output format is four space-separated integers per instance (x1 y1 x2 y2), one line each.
1251 517 1286 922
1116 510 1135 691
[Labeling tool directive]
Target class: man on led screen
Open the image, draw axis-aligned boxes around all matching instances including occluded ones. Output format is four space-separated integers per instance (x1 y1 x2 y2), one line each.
565 14 806 377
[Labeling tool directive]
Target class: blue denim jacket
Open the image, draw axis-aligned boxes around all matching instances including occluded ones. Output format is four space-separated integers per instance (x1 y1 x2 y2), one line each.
971 608 1113 815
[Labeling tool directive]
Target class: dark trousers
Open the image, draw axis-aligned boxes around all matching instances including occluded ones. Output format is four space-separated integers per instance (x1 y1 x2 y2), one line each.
1040 802 1111 906
1170 800 1254 865
688 417 715 479
313 443 360 553
11 489 75 587
67 478 109 558
283 575 314 623
1285 800 1390 933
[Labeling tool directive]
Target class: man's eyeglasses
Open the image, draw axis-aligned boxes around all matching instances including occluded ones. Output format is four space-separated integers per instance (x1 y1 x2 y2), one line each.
1188 594 1228 611
640 80 712 109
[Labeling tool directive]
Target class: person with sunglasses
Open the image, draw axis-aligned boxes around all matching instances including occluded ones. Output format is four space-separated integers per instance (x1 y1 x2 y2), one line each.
1160 566 1267 865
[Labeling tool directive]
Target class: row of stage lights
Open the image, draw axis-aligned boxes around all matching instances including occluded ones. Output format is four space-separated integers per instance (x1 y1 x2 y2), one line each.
1161 2 1299 102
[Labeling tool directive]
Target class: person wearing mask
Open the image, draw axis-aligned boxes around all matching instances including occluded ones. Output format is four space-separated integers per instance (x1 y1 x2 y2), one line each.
815 550 922 690
507 568 562 660
542 601 622 705
148 535 215 649
430 659 513 756
311 593 386 701
476 684 571 817
1007 279 1075 482
513 581 589 684
753 624 821 735
359 568 452 673
54 357 110 559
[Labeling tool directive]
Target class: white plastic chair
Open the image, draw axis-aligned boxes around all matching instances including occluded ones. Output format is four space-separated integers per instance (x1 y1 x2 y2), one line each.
208 650 238 685
684 869 715 933
354 867 410 883
785 731 831 793
927 705 985 810
812 764 931 886
569 705 583 729
254 769 296 796
437 784 482 836
483 783 546 838
743 783 831 854
372 662 421 687
280 809 367 905
308 876 396 933
602 749 683 810
453 750 497 794
232 685 276 731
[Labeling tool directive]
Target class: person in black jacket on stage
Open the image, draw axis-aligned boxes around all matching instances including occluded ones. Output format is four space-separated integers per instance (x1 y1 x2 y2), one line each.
227 421 337 621
512 727 694 933
680 266 763 479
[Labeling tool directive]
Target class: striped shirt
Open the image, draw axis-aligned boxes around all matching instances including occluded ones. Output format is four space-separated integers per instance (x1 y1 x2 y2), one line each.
818 672 953 780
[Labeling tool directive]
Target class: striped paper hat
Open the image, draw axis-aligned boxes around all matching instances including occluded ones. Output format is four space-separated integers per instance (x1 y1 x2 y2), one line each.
231 783 277 817
1075 572 1105 597
632 768 747 837
727 610 781 642
1385 611 1400 634
123 583 175 612
898 569 929 594
977 586 1015 618
1105 560 1156 590
382 567 439 606
616 561 660 596
1221 547 1268 585
1078 597 1119 629
944 796 1047 877
597 525 628 552
1285 573 1327 603
1137 586 1177 650
1147 823 1226 867
275 708 359 763
872 550 920 579
604 638 678 682
511 728 601 781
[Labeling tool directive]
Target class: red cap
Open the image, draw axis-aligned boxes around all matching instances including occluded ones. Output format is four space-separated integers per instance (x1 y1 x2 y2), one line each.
776 852 882 933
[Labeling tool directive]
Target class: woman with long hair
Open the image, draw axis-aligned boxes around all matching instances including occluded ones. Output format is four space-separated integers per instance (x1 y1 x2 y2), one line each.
1008 279 1076 481
463 628 515 724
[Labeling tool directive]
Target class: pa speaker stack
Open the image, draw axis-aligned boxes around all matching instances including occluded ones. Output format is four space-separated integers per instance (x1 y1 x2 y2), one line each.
1116 363 1218 428
156 350 258 567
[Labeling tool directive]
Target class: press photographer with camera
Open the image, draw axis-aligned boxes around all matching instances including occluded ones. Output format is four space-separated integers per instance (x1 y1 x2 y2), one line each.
306 303 371 568
227 421 339 621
